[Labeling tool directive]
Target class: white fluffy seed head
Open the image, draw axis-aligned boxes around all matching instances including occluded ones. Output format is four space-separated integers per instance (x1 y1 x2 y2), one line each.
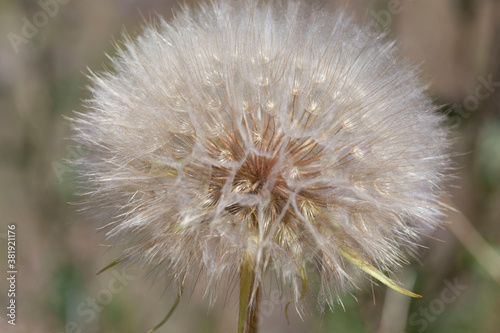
73 1 450 310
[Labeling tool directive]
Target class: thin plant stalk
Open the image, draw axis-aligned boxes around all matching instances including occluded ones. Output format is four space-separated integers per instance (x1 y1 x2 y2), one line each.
248 286 260 333
239 254 260 333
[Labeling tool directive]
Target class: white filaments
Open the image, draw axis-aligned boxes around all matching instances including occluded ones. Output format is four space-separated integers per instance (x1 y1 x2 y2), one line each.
73 1 449 311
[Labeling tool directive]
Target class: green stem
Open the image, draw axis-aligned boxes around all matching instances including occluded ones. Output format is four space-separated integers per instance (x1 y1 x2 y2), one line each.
248 286 260 333
238 254 259 333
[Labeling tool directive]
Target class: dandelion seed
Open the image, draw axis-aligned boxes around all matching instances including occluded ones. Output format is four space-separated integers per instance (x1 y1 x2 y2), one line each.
72 1 450 332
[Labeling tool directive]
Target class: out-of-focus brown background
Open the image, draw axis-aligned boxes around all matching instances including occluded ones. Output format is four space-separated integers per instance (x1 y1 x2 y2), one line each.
1 0 499 332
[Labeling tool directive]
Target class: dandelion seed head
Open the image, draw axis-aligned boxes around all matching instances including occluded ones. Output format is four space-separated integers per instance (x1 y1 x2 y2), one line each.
73 0 450 309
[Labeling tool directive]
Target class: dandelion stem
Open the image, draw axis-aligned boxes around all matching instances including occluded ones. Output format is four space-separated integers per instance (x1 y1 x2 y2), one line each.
238 253 259 333
248 286 260 333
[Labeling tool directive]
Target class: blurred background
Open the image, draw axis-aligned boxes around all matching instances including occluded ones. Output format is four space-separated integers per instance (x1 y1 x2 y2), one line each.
0 0 499 332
